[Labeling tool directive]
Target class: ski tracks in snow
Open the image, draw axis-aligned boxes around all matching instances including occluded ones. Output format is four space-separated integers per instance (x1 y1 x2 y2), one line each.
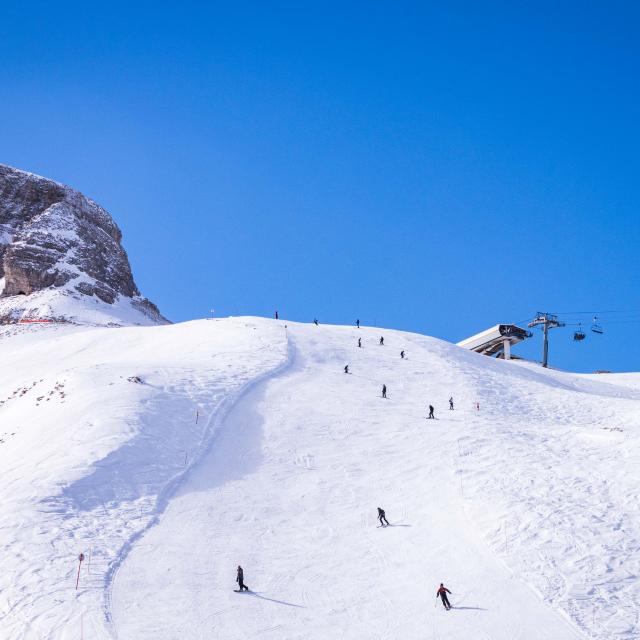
105 325 293 638
454 356 640 639
109 323 589 639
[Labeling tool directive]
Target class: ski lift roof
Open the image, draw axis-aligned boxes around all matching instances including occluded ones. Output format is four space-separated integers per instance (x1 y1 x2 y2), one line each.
457 324 532 354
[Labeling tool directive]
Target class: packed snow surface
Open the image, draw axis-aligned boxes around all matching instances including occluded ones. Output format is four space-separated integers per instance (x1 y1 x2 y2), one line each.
1 317 639 639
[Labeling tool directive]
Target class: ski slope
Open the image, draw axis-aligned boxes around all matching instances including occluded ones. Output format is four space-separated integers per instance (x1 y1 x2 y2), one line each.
1 318 639 639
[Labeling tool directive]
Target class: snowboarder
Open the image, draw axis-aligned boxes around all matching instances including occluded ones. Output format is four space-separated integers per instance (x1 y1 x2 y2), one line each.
356 319 360 328
379 336 384 345
314 318 319 326
275 310 279 320
344 365 349 374
358 337 362 348
436 583 452 610
236 566 249 592
377 507 389 527
400 350 405 359
382 384 387 399
428 405 435 419
449 397 454 410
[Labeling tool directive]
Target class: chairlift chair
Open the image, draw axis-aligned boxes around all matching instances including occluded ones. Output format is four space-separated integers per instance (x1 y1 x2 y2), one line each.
591 316 604 334
573 324 586 341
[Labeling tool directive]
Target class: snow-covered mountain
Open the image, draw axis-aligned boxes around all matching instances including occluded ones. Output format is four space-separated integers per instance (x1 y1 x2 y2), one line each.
0 165 166 325
1 317 638 639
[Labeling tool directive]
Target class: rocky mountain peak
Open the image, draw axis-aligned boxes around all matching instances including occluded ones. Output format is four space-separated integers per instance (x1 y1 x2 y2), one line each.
0 164 167 325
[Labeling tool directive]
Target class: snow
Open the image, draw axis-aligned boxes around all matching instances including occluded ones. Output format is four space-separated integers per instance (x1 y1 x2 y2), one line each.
0 287 164 326
1 318 639 639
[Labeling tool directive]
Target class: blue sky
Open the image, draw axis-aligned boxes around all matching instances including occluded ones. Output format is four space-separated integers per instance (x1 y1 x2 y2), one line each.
1 2 638 371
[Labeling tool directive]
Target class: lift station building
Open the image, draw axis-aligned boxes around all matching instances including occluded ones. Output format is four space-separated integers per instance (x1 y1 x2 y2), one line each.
457 324 532 360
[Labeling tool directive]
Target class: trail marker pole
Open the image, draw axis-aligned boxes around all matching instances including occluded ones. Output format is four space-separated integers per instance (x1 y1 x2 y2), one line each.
196 410 199 424
76 553 84 590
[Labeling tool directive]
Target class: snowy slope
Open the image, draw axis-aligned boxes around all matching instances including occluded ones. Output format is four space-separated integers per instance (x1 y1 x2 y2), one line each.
0 318 287 639
0 287 166 327
1 318 639 639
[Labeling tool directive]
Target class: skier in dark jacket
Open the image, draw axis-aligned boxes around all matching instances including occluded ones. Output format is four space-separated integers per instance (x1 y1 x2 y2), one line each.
449 397 454 410
379 336 384 345
356 319 360 328
400 350 405 359
236 566 249 591
358 337 362 348
428 405 435 419
275 310 279 320
436 583 452 609
344 365 349 374
314 318 318 326
377 507 389 527
382 384 387 399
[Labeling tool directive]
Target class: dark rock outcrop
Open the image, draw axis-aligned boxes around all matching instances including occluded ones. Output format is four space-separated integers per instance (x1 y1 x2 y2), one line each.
0 164 166 324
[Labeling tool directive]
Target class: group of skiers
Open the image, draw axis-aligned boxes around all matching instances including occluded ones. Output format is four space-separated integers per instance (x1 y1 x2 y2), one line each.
255 314 455 610
367 324 455 609
344 332 455 420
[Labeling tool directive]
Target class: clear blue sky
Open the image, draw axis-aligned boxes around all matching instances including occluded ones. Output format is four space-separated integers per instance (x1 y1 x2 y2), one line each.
1 2 638 372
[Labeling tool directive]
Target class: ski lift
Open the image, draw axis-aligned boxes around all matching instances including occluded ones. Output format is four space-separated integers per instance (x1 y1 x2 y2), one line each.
573 324 586 341
591 316 604 334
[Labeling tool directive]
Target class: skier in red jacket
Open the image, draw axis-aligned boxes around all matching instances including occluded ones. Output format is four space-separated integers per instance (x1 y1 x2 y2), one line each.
436 583 452 610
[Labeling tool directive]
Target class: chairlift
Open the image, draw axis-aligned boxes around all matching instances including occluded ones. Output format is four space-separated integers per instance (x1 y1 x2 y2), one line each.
573 324 586 341
591 316 604 334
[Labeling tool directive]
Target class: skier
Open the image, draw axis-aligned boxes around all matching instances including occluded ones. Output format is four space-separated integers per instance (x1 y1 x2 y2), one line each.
382 384 387 399
358 337 362 348
236 565 249 592
428 405 435 419
379 336 384 345
436 583 452 610
400 350 405 359
449 397 454 410
314 318 319 326
344 365 349 374
377 507 389 527
275 310 279 320
356 319 360 328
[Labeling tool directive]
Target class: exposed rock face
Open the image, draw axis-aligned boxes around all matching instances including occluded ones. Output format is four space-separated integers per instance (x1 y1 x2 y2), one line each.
0 164 166 324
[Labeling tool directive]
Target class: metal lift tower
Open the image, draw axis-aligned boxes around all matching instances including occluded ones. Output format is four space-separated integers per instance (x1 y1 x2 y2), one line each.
528 312 565 368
